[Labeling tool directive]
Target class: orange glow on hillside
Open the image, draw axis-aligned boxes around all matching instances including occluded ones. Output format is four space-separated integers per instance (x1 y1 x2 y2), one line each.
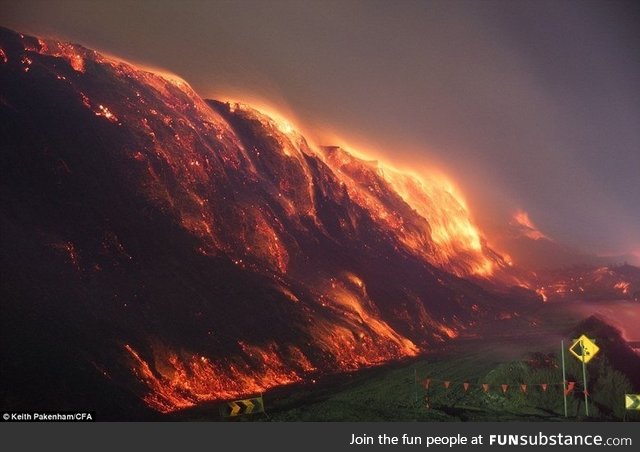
318 273 419 357
320 144 497 277
26 34 496 281
512 210 548 240
614 281 630 295
211 93 304 138
5 29 530 415
125 343 306 412
35 38 85 72
535 287 548 302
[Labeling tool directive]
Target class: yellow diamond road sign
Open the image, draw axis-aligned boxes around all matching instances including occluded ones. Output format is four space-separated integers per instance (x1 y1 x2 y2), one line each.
569 334 600 364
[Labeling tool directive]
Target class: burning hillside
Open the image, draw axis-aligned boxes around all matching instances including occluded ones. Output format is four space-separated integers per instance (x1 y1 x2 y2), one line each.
0 28 548 415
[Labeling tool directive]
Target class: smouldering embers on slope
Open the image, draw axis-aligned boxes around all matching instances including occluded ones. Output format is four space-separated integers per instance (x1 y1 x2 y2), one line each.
2 29 528 412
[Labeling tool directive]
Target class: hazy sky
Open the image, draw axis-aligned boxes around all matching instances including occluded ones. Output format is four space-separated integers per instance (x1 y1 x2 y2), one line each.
3 0 639 257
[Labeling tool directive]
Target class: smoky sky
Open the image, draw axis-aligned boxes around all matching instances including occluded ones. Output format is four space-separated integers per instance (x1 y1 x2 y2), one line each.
2 0 639 257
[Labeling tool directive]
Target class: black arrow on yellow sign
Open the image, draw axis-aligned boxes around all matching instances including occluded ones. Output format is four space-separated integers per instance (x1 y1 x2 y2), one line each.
220 396 265 417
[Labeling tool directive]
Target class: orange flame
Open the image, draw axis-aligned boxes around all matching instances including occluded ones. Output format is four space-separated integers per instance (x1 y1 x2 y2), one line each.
321 146 496 277
35 39 85 72
614 281 630 295
125 343 309 413
317 273 419 357
512 210 548 240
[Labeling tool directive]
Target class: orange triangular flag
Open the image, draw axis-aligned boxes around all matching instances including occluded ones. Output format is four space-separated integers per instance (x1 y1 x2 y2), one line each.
463 382 470 392
541 383 548 392
444 381 451 389
564 381 575 396
520 384 527 393
501 384 508 393
423 379 431 389
482 383 489 392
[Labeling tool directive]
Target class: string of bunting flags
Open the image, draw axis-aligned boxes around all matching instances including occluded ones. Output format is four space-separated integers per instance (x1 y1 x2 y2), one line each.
420 377 585 395
417 338 601 416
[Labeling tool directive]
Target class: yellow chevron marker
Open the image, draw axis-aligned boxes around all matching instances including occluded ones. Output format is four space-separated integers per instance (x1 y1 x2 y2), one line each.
229 401 241 416
242 399 255 414
221 396 265 417
625 394 640 410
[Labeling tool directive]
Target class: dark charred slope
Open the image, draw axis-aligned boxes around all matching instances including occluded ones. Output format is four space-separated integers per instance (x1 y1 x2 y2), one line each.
1 28 527 415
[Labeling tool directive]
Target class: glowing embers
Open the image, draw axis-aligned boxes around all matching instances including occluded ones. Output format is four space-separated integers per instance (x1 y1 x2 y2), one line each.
534 282 576 300
614 281 630 295
77 92 120 124
313 273 418 362
222 210 289 274
125 343 310 413
37 40 86 73
225 102 302 158
177 201 219 252
310 317 417 370
79 92 91 108
436 324 458 340
536 287 549 302
277 284 300 303
65 50 85 73
252 215 289 274
94 104 119 123
534 266 636 302
21 55 32 72
0 48 7 63
50 241 81 270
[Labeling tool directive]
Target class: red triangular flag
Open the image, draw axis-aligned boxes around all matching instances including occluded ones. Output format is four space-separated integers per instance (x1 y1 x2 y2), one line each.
564 381 575 396
520 384 527 393
482 383 489 392
501 384 509 393
541 383 548 392
444 381 451 389
423 378 431 389
463 382 470 392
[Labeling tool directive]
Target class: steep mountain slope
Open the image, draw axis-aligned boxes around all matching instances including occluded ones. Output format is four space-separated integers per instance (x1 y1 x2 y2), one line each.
1 28 527 415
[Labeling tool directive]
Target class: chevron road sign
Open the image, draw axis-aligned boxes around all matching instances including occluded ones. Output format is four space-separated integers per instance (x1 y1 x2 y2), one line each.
625 394 640 410
220 396 265 417
569 335 600 364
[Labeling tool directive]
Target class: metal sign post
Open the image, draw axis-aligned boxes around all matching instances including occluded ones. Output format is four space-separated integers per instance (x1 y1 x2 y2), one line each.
580 339 589 417
561 340 568 418
568 334 599 417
